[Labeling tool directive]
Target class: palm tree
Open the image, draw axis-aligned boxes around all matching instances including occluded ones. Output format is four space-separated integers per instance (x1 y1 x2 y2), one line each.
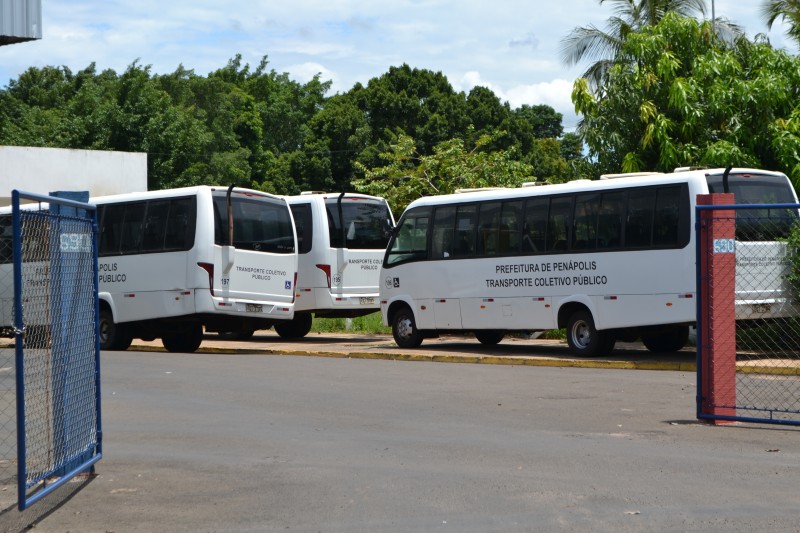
761 0 800 46
560 0 711 89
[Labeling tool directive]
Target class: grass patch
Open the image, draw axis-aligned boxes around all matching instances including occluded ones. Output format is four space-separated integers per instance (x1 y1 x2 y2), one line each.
311 312 391 335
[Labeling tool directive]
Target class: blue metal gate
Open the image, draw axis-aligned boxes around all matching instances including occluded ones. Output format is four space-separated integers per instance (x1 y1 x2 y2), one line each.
696 201 800 426
12 190 101 510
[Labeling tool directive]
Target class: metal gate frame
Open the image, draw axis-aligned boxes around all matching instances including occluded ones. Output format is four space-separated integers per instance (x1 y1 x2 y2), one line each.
12 190 102 510
696 200 800 426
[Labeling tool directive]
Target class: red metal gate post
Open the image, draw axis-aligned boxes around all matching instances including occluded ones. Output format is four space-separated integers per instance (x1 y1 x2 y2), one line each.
698 193 737 423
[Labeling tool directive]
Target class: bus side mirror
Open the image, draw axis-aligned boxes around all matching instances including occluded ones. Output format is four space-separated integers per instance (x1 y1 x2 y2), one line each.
384 219 395 239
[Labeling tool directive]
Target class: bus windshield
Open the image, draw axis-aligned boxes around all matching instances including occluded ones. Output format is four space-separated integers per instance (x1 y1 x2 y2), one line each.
325 198 392 250
706 172 799 241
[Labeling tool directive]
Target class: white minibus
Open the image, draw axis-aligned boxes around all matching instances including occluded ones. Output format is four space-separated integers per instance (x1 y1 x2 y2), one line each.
380 168 799 356
91 186 297 351
279 192 394 338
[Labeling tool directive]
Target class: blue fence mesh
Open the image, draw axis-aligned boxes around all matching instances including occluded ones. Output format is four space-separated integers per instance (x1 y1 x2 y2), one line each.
10 191 101 510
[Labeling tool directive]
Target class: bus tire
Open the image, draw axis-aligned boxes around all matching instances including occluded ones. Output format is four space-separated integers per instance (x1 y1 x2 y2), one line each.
566 310 612 357
475 330 505 345
162 323 203 353
392 307 423 348
99 309 132 351
642 326 689 353
274 313 313 339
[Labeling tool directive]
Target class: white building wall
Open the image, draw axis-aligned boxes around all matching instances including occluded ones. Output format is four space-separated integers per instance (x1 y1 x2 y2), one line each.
0 146 147 205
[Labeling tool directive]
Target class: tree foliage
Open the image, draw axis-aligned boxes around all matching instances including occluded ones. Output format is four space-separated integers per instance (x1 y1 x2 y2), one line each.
573 13 800 183
0 57 576 200
352 131 535 213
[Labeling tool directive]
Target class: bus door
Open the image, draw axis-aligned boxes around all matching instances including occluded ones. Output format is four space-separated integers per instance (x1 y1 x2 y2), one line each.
212 193 297 307
326 195 393 301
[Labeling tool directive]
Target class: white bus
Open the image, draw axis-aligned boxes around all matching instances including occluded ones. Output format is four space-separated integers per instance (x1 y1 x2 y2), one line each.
278 192 394 338
380 168 799 356
91 185 297 352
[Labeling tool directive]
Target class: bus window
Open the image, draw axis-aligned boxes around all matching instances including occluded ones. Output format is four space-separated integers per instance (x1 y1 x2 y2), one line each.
432 206 456 259
163 198 195 251
572 193 599 251
325 199 392 250
141 200 169 252
478 202 501 256
547 197 572 252
289 203 313 254
625 189 655 248
213 196 295 253
386 210 429 267
708 173 799 240
453 205 477 258
596 191 625 249
653 186 682 247
0 216 11 264
499 201 522 255
523 197 548 253
119 203 146 254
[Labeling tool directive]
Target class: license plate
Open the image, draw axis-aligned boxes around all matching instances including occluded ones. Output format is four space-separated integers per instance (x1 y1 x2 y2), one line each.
246 304 263 313
359 297 375 305
751 303 771 314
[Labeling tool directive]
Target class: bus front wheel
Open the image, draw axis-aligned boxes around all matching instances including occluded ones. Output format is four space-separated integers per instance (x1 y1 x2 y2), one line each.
274 313 313 339
566 310 614 357
392 307 423 348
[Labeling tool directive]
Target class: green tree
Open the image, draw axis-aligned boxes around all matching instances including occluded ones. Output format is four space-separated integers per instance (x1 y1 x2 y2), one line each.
762 0 800 46
352 131 534 213
573 13 800 180
559 0 743 89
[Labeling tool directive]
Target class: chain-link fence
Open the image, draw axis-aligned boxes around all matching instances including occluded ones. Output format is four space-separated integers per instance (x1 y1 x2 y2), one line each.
698 203 800 425
1 209 18 508
1 191 101 510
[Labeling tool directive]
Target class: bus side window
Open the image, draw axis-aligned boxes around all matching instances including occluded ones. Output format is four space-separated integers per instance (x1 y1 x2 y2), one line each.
432 206 456 259
289 203 313 254
547 197 572 252
453 205 477 257
119 203 146 254
164 198 195 251
523 197 548 253
478 202 501 256
499 201 522 254
141 200 169 252
653 186 681 246
625 189 655 248
572 193 599 250
597 191 626 249
0 216 11 264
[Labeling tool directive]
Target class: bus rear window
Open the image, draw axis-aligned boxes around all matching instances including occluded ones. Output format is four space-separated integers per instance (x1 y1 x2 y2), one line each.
325 198 392 250
213 195 295 254
706 173 799 241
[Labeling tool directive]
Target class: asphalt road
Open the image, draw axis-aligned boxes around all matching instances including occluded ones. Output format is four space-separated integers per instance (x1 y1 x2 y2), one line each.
2 348 800 532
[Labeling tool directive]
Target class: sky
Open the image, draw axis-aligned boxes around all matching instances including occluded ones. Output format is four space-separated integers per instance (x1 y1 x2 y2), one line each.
0 1 795 130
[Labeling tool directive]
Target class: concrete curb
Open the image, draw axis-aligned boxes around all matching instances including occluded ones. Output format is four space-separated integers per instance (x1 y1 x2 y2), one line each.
129 343 697 372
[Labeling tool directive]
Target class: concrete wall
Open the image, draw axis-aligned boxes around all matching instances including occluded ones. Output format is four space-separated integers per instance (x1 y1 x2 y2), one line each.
0 146 147 205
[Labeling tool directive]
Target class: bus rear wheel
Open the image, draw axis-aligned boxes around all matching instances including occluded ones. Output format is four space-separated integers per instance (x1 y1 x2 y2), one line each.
642 326 689 353
274 313 313 339
475 330 505 345
162 323 203 353
392 307 423 348
566 310 614 357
